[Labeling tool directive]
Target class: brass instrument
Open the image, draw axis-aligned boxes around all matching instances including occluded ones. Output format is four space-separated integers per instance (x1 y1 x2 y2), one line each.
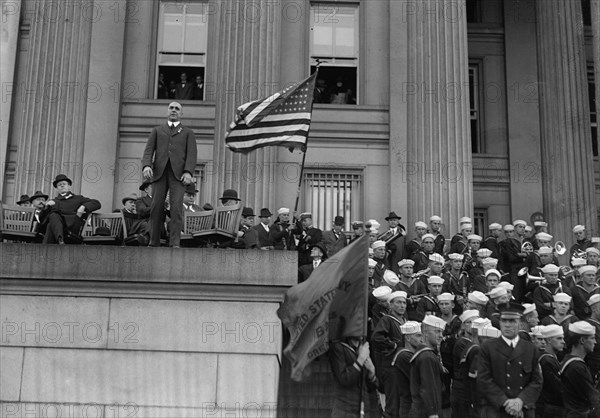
526 273 546 286
574 249 588 259
411 268 431 278
559 265 575 277
521 241 534 254
555 241 567 255
408 293 429 303
518 267 529 277
377 229 397 244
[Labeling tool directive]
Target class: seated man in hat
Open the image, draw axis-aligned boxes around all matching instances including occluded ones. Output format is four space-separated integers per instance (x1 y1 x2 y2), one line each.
297 243 327 283
227 207 255 249
477 302 542 418
16 194 31 207
322 215 348 257
29 190 48 235
120 193 150 245
218 189 241 207
40 174 101 244
182 184 202 212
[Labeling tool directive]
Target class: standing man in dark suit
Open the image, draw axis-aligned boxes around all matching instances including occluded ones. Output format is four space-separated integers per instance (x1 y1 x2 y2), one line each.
142 102 197 248
477 302 543 418
175 72 194 100
245 208 284 250
40 174 101 244
382 211 407 274
322 215 347 257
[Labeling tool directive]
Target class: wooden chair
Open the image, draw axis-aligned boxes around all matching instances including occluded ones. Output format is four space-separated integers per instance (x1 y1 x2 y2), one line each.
0 203 41 242
82 212 124 245
214 203 242 238
180 210 214 246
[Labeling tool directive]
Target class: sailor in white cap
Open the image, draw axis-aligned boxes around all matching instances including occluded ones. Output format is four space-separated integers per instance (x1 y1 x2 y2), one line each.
561 321 600 416
466 291 489 318
536 324 566 418
529 325 546 352
415 276 445 321
571 265 600 320
478 302 543 418
586 247 600 268
442 253 470 305
371 240 391 289
449 223 472 255
427 253 445 278
570 225 593 260
409 315 446 418
530 263 566 321
393 321 422 417
584 293 600 381
370 285 392 329
438 292 461 416
539 293 575 334
396 259 427 321
486 286 510 328
412 233 436 273
482 223 503 261
452 307 482 416
518 304 539 342
533 221 548 234
449 217 472 250
428 215 445 255
498 221 529 303
368 257 377 281
484 269 502 293
371 290 408 418
405 221 429 259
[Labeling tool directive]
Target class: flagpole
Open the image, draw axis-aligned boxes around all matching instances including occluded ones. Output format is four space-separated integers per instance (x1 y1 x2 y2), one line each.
293 66 320 214
358 234 369 417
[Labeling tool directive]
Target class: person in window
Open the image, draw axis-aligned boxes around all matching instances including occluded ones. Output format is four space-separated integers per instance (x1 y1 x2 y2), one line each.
175 72 194 100
193 75 204 100
157 73 168 99
168 80 177 99
328 76 355 104
314 78 328 103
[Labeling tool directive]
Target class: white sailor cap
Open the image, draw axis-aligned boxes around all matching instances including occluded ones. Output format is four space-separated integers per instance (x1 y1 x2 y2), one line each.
422 233 435 242
383 270 400 286
468 291 489 305
541 264 560 274
372 240 386 250
487 287 507 299
488 223 503 230
530 325 545 337
572 257 587 267
430 215 442 222
542 324 563 338
537 246 554 255
467 234 482 242
478 326 502 338
477 248 492 258
415 221 428 229
428 253 445 264
460 217 472 224
428 276 445 285
368 258 377 267
277 207 290 215
472 318 492 330
437 292 454 302
534 221 548 228
553 293 572 303
588 294 600 306
586 247 600 256
398 259 415 268
448 253 464 261
522 303 536 315
481 257 499 268
400 321 422 335
485 269 502 278
569 321 596 336
389 291 408 301
422 315 447 329
459 309 480 323
535 232 553 241
573 225 586 233
372 286 392 301
513 220 527 227
497 281 515 291
579 265 598 275
503 224 515 232
461 223 473 231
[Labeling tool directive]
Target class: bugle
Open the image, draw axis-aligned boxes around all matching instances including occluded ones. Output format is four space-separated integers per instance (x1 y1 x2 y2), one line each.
521 241 534 254
412 268 431 278
377 229 396 244
526 274 546 286
555 241 567 255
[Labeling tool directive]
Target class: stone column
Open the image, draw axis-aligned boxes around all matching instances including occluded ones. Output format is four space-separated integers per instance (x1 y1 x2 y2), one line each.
0 0 21 199
207 0 280 211
404 0 473 234
536 0 597 241
12 0 93 195
592 0 600 141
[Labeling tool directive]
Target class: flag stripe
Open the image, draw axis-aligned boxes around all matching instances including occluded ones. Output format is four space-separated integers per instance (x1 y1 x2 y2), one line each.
227 123 310 138
226 135 308 150
244 92 281 125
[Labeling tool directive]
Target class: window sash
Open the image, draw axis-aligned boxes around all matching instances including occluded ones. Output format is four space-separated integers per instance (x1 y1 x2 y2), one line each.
158 2 208 54
302 170 363 231
310 4 359 61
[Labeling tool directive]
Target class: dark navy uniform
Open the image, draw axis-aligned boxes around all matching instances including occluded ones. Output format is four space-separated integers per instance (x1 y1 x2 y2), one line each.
409 345 444 418
452 337 475 416
396 279 427 321
532 282 570 321
392 348 414 417
415 294 441 322
537 352 565 418
585 318 600 383
432 233 445 256
571 283 600 319
560 354 600 418
477 337 543 418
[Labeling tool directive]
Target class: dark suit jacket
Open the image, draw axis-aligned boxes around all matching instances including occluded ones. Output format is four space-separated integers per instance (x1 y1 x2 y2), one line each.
40 193 101 229
322 229 347 257
245 224 285 249
477 337 542 410
175 82 194 100
135 196 152 219
141 123 197 181
386 232 407 273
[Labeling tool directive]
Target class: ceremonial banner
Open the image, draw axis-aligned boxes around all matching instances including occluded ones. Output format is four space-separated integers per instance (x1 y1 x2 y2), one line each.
277 235 368 381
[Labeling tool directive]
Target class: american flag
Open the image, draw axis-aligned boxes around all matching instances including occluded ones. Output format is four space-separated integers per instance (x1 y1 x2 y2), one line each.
225 72 317 153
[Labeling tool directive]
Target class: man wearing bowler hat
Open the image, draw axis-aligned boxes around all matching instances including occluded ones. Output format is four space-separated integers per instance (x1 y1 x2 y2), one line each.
40 174 101 244
219 189 241 207
322 215 348 257
478 302 542 418
245 208 285 249
29 190 48 234
16 194 31 207
382 211 407 273
141 101 197 247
